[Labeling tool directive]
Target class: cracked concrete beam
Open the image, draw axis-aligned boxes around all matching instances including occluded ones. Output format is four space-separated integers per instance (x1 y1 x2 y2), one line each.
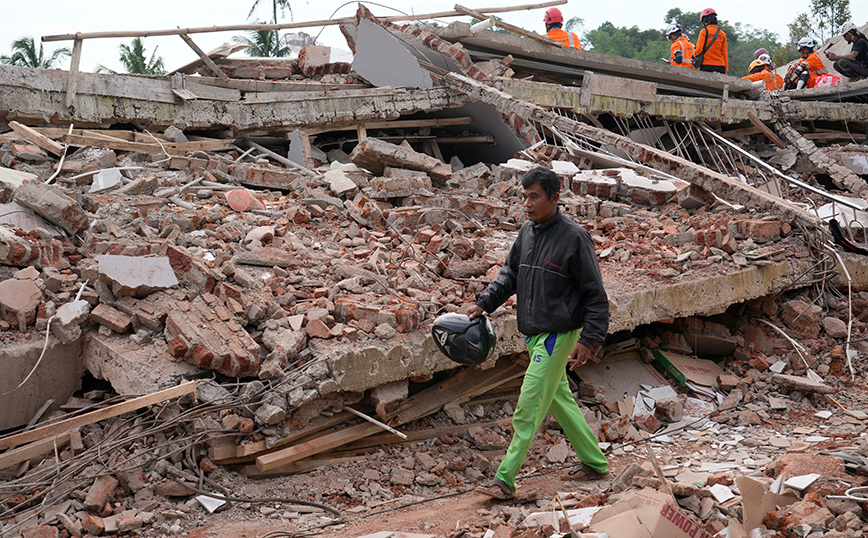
774 121 868 202
0 64 470 132
444 73 820 228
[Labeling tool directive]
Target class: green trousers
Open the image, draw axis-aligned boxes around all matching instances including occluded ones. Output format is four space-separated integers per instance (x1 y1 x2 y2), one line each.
495 328 609 490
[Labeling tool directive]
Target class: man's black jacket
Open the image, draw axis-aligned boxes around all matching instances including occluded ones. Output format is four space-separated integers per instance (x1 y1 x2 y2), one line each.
475 210 609 348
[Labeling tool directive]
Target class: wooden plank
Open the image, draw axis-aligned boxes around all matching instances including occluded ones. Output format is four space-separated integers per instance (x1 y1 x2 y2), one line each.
179 34 228 82
8 121 65 156
0 381 197 451
242 455 367 479
65 38 82 109
454 4 563 48
337 417 512 453
257 422 383 471
747 111 786 149
0 432 71 470
803 132 859 142
43 1 567 42
63 134 183 155
390 359 526 424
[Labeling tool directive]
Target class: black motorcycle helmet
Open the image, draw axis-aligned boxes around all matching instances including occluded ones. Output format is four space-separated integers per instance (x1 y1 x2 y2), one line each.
431 313 496 366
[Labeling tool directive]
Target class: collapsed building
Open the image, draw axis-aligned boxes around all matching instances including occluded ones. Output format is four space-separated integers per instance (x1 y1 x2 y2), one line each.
1 4 868 538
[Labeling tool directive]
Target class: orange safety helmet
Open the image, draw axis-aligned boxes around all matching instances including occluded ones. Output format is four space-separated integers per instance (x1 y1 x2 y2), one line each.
700 7 717 18
544 7 564 25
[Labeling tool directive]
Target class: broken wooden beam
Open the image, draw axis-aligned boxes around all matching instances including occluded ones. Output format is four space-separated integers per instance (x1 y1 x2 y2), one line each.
179 33 229 82
746 111 786 149
443 72 820 228
65 38 82 109
454 4 563 48
0 432 70 470
9 121 65 156
0 381 197 451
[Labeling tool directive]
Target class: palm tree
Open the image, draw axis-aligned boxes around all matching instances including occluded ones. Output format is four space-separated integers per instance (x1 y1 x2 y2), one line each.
232 23 291 57
96 38 165 75
247 0 293 25
247 1 293 56
0 37 70 68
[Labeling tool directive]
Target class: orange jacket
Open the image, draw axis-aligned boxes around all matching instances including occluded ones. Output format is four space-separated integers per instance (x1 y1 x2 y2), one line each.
695 24 728 72
669 36 696 69
794 52 829 88
547 28 582 50
742 70 783 91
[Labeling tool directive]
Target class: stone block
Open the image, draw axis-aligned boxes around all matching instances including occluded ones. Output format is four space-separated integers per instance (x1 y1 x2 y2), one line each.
0 277 42 331
21 526 59 538
14 179 89 235
232 164 301 191
370 175 433 199
82 515 105 535
90 304 132 333
97 255 179 298
738 219 781 243
0 226 67 269
822 316 848 339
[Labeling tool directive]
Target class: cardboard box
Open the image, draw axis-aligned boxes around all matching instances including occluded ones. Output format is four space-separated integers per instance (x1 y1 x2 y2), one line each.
590 488 714 538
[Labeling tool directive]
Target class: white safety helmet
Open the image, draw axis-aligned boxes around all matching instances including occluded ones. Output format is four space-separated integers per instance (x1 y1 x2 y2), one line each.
758 53 772 65
841 21 857 35
664 23 681 37
798 37 816 49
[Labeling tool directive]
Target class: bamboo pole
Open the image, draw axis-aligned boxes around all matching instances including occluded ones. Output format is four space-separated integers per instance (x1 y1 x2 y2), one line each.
41 0 566 42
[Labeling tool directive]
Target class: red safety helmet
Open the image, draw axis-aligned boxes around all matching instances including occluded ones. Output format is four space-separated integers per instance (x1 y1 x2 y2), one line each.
544 7 564 25
700 7 717 19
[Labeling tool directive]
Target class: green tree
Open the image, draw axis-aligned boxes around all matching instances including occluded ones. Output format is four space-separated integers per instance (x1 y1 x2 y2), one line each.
787 0 851 47
0 36 70 68
582 22 670 64
232 23 291 57
565 17 584 35
97 38 165 75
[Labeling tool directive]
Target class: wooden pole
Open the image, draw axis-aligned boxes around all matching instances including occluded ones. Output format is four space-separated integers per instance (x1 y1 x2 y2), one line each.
178 33 229 82
42 0 566 42
65 39 83 109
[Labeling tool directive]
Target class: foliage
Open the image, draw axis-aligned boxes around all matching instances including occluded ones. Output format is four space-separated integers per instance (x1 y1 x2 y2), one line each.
787 0 851 47
96 38 165 76
232 23 292 57
248 0 293 24
0 36 70 68
583 22 670 64
565 17 584 35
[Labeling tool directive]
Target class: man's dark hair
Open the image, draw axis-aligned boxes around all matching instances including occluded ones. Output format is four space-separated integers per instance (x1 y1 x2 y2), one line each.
701 14 718 26
521 167 560 199
546 22 563 30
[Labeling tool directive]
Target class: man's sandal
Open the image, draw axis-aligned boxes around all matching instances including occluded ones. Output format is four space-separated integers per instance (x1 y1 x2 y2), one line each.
568 462 608 481
474 477 515 500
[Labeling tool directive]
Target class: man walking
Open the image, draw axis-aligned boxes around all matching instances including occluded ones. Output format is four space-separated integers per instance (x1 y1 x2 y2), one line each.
468 167 610 499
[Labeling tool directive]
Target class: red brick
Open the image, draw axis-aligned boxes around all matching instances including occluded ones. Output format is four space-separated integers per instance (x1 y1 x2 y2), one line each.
82 515 105 535
739 219 781 242
306 318 333 339
84 475 118 512
21 526 60 538
90 304 132 333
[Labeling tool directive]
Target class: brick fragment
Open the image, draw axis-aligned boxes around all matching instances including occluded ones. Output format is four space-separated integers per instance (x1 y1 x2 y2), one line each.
84 475 118 512
90 304 132 333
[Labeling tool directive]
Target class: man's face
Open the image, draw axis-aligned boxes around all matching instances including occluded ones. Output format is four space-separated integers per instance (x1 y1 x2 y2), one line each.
844 33 854 43
522 182 559 223
799 47 811 59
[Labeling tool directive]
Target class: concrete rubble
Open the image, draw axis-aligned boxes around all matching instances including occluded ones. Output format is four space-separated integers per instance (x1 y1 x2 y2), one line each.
1 4 868 538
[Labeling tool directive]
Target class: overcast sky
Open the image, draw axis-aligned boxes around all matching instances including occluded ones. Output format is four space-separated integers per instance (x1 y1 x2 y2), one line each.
1 1 861 73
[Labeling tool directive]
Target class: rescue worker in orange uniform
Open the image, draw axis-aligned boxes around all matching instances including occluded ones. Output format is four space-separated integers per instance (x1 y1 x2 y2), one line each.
785 37 829 89
544 7 581 50
693 8 728 73
665 23 696 69
742 59 783 91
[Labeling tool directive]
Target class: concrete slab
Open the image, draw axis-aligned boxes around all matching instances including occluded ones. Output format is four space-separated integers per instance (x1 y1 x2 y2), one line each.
89 168 124 193
82 334 204 396
0 278 43 330
352 18 435 89
0 338 83 431
97 255 179 298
